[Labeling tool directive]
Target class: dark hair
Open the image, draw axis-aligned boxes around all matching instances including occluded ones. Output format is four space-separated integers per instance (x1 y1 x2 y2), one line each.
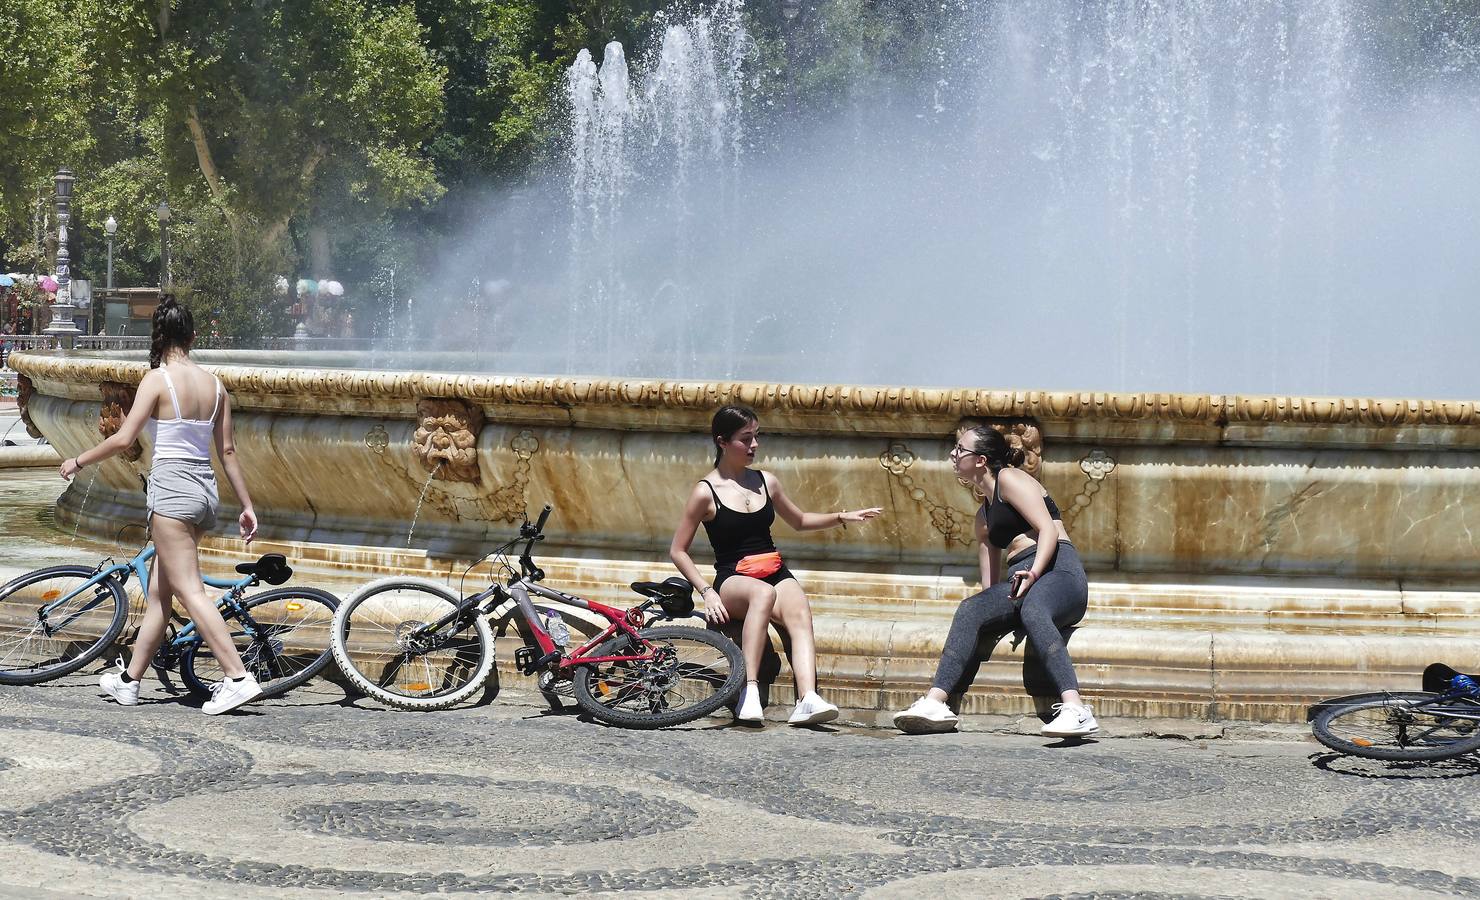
150 294 194 368
962 425 1025 472
710 404 758 466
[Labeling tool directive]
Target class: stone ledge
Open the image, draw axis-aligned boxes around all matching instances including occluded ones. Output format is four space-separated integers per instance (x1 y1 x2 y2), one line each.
0 444 60 468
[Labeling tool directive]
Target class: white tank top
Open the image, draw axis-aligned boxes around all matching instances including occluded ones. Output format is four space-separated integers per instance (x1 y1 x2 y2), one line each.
147 367 222 462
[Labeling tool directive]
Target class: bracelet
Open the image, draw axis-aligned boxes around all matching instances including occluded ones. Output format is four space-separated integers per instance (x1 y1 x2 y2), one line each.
837 511 847 530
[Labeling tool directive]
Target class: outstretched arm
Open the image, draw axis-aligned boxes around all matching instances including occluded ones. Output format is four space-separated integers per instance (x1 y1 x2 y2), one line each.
213 393 257 544
766 471 883 532
61 373 159 479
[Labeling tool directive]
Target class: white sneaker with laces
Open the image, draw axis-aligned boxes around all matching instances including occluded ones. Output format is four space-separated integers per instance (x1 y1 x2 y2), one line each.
1041 702 1099 737
736 682 764 723
893 696 959 734
202 673 263 716
788 692 840 726
99 658 140 706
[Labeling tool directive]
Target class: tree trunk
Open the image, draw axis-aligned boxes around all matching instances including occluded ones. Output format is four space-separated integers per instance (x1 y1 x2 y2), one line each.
185 102 244 253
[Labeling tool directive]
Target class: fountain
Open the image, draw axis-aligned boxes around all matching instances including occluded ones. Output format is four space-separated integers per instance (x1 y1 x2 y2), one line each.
12 0 1480 723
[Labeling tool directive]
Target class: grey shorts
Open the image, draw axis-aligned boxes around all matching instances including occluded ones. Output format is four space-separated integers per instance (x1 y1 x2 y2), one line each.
147 459 219 530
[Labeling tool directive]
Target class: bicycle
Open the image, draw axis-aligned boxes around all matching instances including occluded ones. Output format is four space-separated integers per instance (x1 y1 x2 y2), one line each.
0 542 339 698
1311 664 1480 762
330 505 746 728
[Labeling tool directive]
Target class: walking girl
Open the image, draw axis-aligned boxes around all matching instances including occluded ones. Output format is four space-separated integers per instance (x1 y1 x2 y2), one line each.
893 425 1098 736
60 296 264 714
670 404 882 725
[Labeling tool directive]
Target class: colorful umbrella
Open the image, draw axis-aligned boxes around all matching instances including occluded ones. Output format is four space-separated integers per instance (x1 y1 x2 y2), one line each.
0 275 13 287
321 280 344 296
39 276 58 292
296 278 317 296
274 275 290 296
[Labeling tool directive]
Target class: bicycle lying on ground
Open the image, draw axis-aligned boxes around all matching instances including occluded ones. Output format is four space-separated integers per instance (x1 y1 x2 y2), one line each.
330 505 745 728
1310 663 1480 762
0 542 338 698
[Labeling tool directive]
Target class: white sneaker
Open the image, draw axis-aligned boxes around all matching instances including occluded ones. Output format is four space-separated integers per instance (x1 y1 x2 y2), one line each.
1041 702 1099 737
893 696 959 734
788 692 840 726
202 673 263 716
736 682 764 723
99 659 140 706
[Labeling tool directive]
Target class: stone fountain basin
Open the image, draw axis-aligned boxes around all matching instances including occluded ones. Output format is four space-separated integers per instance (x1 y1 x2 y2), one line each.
12 349 1480 723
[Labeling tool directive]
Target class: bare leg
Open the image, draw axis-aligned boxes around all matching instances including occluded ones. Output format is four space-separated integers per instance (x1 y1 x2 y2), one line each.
151 515 247 679
717 577 777 683
125 557 170 681
771 579 818 698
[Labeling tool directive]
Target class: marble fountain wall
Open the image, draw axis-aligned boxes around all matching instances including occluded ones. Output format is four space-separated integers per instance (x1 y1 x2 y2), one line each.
14 350 1480 723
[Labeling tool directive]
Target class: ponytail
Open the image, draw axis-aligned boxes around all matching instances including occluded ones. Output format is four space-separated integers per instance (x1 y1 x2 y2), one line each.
150 294 194 368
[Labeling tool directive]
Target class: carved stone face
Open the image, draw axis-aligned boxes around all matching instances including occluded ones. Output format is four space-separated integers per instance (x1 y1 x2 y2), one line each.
16 374 42 439
411 398 484 483
98 382 143 462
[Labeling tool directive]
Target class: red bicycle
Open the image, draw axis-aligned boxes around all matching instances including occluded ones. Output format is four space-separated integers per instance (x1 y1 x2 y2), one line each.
329 506 745 728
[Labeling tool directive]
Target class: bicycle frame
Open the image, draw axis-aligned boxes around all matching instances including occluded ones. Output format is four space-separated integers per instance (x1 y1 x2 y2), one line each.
38 543 267 646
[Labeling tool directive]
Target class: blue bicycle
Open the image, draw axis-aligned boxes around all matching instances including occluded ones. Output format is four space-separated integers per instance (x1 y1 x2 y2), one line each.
0 543 338 698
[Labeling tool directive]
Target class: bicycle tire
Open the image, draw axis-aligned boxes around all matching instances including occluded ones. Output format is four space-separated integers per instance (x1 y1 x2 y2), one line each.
1313 691 1480 761
330 576 494 710
0 565 129 685
180 587 340 698
573 625 744 729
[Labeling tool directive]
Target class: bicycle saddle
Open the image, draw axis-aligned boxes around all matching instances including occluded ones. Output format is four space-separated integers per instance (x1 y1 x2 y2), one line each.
1424 662 1479 693
630 577 695 617
235 553 292 585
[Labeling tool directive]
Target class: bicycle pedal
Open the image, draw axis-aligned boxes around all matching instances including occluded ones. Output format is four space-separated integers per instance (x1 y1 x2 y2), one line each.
515 646 562 676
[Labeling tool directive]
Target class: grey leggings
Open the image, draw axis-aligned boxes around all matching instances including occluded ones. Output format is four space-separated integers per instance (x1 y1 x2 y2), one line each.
932 541 1088 696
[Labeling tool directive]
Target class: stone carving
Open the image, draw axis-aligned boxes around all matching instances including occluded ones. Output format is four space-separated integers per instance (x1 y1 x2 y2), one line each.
15 352 1480 430
483 430 540 523
98 381 144 462
1060 449 1117 529
956 417 1043 478
880 442 974 547
412 399 484 483
364 424 389 454
15 374 42 439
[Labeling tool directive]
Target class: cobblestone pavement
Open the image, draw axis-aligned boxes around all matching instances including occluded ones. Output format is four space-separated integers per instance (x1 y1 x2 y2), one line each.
1 670 1478 899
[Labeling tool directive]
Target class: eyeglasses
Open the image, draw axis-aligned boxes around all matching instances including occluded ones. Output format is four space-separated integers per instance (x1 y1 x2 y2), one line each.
948 444 981 460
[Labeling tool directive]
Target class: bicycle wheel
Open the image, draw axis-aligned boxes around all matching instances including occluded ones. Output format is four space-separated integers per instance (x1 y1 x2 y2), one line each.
0 566 129 685
180 587 340 698
330 577 493 710
1313 691 1480 761
573 625 744 729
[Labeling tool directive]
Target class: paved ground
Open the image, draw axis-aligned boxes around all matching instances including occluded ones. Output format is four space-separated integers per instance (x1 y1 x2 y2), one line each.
5 462 1480 898
1 672 1479 899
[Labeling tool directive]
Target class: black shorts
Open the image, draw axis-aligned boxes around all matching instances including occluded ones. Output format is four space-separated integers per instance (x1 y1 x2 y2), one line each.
713 565 795 592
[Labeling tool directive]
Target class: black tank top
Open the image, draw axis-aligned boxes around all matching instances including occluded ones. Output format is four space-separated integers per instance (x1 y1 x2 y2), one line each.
700 474 777 568
984 472 1063 549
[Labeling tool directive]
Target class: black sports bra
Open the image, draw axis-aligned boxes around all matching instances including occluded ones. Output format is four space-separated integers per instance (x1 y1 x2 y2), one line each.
984 473 1062 549
699 474 777 568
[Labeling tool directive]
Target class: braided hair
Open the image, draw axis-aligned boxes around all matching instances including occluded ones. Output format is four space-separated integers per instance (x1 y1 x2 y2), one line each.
961 425 1026 473
149 294 194 369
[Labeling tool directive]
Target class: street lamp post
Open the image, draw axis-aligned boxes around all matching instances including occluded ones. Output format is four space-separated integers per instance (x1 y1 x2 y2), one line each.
44 167 82 346
104 215 117 292
156 200 171 291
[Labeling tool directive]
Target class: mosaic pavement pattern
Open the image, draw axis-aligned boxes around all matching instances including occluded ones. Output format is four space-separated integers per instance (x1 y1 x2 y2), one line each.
1 670 1478 899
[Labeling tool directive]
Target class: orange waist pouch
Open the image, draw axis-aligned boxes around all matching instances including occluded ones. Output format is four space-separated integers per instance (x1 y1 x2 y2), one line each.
734 551 784 578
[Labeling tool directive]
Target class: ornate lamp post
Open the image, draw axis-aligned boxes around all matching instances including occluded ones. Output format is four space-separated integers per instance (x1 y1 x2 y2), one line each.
44 167 82 345
156 200 172 291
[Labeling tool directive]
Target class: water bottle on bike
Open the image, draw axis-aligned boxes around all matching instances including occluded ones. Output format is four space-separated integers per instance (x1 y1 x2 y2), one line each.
544 610 571 650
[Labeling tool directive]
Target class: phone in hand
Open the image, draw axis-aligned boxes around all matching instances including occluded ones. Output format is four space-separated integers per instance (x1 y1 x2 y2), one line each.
1009 571 1032 600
